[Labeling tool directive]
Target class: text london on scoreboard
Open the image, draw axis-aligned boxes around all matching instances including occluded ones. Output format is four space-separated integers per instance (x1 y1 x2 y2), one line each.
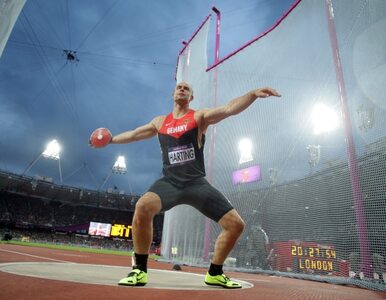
291 242 338 273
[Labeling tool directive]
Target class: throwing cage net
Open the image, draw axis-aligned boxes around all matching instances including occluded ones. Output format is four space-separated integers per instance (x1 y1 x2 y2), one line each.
161 0 386 290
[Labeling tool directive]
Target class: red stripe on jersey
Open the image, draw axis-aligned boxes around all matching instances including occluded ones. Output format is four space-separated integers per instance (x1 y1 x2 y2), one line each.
159 109 198 139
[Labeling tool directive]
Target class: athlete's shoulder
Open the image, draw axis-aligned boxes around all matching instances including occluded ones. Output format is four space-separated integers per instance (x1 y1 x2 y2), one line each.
192 108 209 121
192 108 211 132
194 107 210 113
151 114 168 130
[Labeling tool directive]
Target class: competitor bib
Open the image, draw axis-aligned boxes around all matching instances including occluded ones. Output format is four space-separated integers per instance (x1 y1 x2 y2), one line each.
168 144 196 165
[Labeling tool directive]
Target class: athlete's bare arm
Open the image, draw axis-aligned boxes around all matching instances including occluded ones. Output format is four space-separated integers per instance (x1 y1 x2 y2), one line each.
197 87 281 132
111 115 165 144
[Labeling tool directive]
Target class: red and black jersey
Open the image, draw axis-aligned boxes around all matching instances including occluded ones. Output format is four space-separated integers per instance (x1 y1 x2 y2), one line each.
158 109 206 185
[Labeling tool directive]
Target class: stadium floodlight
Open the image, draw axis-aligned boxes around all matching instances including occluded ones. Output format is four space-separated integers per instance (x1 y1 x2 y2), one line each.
311 103 339 135
42 139 61 160
22 139 63 184
238 138 253 164
112 155 127 174
100 155 127 190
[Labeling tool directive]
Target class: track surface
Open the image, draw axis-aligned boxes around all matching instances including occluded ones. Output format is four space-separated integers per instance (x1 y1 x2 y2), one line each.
1 244 385 300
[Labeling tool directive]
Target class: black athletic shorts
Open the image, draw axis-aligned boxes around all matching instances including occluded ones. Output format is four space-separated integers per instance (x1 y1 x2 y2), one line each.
147 177 234 222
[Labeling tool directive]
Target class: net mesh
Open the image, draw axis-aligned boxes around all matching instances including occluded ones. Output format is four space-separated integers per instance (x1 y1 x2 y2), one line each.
161 0 386 290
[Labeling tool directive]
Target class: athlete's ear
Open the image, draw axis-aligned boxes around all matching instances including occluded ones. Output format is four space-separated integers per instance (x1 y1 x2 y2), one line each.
189 94 194 102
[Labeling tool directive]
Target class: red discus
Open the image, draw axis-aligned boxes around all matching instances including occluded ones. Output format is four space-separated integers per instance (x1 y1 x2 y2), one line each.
89 128 112 148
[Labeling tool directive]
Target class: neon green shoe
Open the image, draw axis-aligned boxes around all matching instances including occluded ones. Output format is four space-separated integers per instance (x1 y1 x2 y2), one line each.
118 269 148 286
204 272 242 289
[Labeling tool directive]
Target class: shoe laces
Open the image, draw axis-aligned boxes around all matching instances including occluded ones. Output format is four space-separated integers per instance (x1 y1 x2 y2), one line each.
127 269 142 277
221 273 231 282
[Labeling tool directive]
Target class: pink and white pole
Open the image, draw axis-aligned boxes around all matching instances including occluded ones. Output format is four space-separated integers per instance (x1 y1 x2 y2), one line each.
203 6 221 262
324 0 372 278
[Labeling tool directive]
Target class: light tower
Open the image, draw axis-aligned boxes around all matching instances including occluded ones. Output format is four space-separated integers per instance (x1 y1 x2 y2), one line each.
22 139 63 183
238 138 253 165
99 155 127 191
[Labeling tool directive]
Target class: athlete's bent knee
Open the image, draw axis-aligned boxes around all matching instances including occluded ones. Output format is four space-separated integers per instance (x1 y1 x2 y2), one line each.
134 193 161 218
220 210 245 235
232 218 245 235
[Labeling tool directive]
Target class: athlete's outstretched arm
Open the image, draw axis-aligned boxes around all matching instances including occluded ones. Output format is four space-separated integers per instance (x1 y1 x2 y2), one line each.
110 116 162 144
200 87 281 129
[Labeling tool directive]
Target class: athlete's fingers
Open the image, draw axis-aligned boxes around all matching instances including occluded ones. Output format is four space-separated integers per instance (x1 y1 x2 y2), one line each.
261 87 281 97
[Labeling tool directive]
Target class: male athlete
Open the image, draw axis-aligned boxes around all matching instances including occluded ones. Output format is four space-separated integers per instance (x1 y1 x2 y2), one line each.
92 82 280 288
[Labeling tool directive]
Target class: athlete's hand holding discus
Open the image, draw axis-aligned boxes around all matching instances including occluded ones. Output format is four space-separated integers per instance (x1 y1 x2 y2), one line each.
89 128 112 148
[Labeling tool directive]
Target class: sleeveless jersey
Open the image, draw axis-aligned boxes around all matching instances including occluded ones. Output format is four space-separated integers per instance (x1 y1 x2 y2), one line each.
158 109 206 185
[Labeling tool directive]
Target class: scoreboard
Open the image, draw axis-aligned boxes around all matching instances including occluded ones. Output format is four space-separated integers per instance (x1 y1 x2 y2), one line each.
88 222 132 239
110 224 133 239
272 241 341 275
290 242 337 273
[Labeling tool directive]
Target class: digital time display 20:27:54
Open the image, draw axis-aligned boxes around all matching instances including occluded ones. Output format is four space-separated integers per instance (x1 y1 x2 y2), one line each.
291 244 337 273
